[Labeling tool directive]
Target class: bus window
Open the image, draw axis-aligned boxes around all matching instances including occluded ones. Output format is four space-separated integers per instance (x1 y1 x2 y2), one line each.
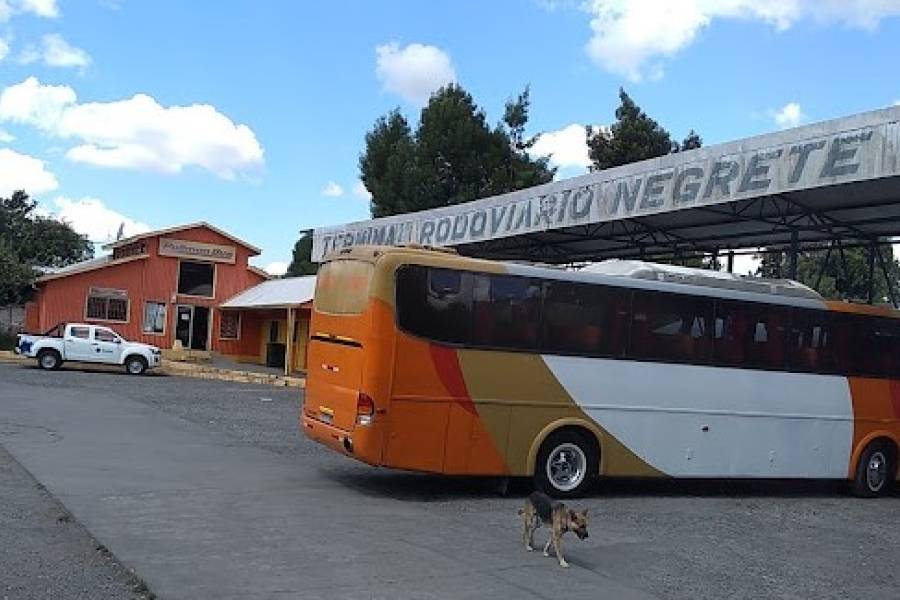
630 291 713 364
713 301 788 369
788 309 840 373
542 280 629 357
473 274 543 350
396 266 472 345
314 259 374 315
841 315 899 378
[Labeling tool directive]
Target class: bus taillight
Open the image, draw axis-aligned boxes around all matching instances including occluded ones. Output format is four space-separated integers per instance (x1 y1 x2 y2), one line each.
356 392 375 426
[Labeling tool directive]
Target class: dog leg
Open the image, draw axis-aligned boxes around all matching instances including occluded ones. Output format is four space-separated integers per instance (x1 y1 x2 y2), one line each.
552 534 569 568
542 536 552 557
523 521 535 551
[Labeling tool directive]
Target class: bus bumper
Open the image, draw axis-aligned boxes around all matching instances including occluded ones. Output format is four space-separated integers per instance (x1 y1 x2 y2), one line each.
301 414 383 466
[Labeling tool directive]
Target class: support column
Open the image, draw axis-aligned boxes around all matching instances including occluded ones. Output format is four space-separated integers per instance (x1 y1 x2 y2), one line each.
788 230 799 280
726 251 734 274
285 307 294 376
867 240 876 305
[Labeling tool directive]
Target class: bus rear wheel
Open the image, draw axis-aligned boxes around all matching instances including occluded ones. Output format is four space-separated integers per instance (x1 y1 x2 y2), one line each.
852 440 896 498
534 429 597 499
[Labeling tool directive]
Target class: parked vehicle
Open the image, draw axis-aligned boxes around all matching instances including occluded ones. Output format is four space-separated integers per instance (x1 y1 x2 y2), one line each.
15 322 162 375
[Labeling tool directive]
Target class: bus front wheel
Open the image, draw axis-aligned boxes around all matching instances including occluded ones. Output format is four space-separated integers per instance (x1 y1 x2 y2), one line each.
852 440 896 498
534 429 597 499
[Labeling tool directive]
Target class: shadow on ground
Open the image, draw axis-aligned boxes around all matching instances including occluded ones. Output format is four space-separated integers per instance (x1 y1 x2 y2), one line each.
322 467 900 501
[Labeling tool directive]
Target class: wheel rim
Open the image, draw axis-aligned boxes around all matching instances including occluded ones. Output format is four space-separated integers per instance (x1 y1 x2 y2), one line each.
40 354 56 369
128 360 143 374
866 450 888 492
546 442 586 492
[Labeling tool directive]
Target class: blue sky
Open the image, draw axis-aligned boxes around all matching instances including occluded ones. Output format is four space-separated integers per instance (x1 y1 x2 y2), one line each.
1 0 899 273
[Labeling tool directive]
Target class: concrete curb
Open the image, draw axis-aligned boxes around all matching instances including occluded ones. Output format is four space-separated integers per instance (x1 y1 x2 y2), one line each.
160 360 305 388
0 350 26 363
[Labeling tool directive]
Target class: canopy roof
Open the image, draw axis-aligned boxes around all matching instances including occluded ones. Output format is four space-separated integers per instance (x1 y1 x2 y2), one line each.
313 105 900 264
220 276 316 310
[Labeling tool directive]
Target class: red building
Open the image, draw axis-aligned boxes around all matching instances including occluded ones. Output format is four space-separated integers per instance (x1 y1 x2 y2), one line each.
24 222 312 373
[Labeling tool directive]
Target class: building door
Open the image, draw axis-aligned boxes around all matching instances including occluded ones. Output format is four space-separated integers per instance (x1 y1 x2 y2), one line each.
175 305 211 351
175 305 192 349
192 307 210 350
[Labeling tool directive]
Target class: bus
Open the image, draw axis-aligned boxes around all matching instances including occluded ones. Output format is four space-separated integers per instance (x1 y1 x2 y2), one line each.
302 245 900 498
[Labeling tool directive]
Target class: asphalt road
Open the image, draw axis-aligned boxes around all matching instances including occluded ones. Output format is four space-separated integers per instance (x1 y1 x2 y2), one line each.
1 362 899 599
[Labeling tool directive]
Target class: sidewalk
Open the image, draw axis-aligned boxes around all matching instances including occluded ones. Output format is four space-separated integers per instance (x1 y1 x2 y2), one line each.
0 350 305 388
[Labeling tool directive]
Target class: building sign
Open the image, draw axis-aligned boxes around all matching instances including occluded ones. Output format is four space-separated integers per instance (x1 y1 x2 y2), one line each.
158 238 236 264
312 106 900 261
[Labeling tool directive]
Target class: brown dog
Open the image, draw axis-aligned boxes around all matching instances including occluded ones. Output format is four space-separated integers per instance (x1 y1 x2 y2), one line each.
519 491 589 568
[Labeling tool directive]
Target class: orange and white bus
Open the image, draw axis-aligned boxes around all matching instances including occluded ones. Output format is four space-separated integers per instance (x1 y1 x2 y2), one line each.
302 245 900 497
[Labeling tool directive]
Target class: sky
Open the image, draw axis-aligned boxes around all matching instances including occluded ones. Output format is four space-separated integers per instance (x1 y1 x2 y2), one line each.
1 0 899 275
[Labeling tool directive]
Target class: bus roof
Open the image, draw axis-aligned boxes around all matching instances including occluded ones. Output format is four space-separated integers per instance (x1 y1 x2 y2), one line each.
326 245 899 314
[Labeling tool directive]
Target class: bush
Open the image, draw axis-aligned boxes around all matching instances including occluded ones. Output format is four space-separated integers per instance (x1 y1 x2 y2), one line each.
0 330 17 350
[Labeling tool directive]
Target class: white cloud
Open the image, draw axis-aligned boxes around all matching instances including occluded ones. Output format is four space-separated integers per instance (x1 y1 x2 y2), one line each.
19 0 58 18
894 99 900 106
772 102 805 129
264 261 288 276
0 128 14 142
0 76 76 130
0 148 58 196
321 181 344 197
583 0 900 81
46 196 150 242
353 180 372 200
529 123 594 170
39 34 91 69
0 77 264 179
0 36 9 61
375 42 456 105
0 0 59 21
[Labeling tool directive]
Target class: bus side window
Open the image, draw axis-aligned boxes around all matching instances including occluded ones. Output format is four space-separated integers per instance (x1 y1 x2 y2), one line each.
472 275 542 350
396 266 472 345
629 291 713 364
788 309 839 374
713 301 788 369
843 315 898 378
542 280 629 357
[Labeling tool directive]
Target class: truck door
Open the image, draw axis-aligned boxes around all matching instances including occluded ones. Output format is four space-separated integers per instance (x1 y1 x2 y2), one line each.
63 325 94 361
93 327 124 364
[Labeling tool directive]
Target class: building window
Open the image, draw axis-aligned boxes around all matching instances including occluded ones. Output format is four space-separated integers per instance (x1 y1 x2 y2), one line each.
220 312 240 340
143 302 167 335
85 288 129 322
178 261 215 297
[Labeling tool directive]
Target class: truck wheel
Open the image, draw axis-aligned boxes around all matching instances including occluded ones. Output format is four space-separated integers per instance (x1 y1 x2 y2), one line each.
125 355 147 375
534 429 598 499
37 349 62 371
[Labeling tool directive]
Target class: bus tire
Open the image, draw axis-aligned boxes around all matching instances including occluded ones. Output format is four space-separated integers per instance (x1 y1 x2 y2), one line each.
534 428 597 499
124 355 147 376
852 440 896 498
37 349 62 371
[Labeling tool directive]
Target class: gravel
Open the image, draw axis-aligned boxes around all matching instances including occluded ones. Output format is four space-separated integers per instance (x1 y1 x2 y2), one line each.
0 444 153 600
2 362 900 599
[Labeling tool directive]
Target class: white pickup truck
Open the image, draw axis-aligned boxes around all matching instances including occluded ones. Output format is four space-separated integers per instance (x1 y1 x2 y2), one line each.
15 322 162 375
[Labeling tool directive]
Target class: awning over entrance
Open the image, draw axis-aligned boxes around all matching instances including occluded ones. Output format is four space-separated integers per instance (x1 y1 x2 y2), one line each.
220 276 316 310
312 105 900 266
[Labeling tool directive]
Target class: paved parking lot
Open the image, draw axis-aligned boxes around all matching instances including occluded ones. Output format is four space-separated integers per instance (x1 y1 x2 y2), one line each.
1 362 899 599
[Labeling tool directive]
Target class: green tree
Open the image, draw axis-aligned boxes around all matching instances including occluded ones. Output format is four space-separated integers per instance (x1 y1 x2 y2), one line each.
286 231 317 276
756 244 900 303
586 88 702 171
361 84 555 218
0 190 93 304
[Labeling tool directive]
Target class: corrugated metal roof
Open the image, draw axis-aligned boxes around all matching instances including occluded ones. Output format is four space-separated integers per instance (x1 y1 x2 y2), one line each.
220 276 316 309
